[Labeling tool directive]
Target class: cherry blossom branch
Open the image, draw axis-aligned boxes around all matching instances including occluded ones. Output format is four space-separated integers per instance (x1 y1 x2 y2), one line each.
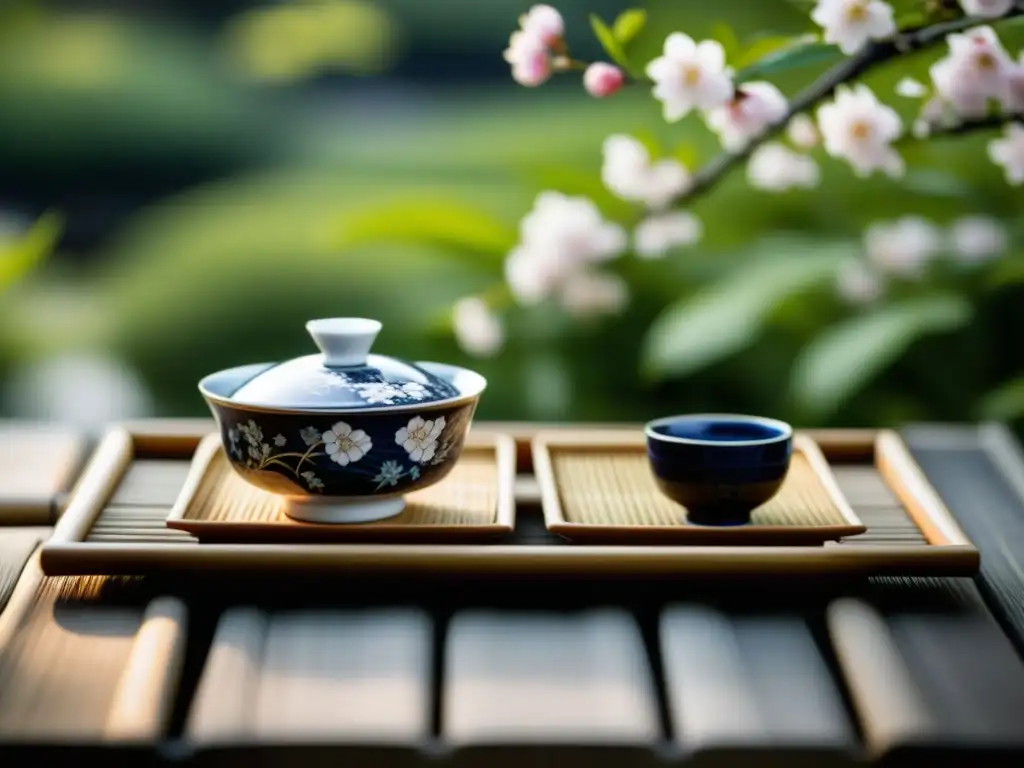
920 110 1024 139
680 6 1024 203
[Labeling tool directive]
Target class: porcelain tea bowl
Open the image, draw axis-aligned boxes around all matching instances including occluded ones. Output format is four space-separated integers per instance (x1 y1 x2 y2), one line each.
644 414 793 526
198 318 486 524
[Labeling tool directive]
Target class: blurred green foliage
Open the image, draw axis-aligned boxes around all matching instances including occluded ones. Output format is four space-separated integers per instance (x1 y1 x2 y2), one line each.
1 0 1023 430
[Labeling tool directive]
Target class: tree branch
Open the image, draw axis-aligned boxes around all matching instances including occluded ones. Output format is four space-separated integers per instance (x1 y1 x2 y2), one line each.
922 111 1024 139
679 7 1024 203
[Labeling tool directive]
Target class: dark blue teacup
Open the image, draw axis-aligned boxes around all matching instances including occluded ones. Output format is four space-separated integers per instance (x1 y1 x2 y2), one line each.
644 414 793 526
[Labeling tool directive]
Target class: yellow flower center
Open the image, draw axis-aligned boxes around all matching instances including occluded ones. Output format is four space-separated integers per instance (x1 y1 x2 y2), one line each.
682 64 701 86
850 120 871 140
846 1 869 22
976 51 997 70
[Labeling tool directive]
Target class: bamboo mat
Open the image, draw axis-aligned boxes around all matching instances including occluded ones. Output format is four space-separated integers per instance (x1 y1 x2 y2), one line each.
552 451 846 528
0 528 50 613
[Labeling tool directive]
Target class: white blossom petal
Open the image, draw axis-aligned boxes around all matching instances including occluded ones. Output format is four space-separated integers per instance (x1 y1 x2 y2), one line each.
988 122 1024 185
453 297 504 357
634 212 703 258
949 215 1008 263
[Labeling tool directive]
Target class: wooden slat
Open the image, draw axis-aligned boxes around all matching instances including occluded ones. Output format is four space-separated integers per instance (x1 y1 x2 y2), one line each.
660 606 854 757
828 598 937 757
443 610 660 744
0 559 183 742
901 424 1024 653
0 528 49 614
107 460 193 508
0 423 85 524
254 609 432 743
187 608 269 744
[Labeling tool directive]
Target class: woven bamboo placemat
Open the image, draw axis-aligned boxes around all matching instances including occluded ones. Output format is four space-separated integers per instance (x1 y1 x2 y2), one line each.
535 433 865 545
165 432 515 543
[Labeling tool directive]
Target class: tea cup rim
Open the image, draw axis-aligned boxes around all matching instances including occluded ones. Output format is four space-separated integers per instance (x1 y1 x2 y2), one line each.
644 413 793 448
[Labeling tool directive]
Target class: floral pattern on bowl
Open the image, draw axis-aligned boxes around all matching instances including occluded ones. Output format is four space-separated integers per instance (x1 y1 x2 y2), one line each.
209 398 477 501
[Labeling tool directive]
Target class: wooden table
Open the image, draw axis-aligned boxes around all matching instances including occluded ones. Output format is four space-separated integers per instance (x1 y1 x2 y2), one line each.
1 419 1023 765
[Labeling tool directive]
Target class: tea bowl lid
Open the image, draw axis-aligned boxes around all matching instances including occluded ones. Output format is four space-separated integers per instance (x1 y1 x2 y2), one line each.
224 318 462 410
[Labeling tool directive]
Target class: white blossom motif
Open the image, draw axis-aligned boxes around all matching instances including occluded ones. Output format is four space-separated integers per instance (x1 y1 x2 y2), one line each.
238 419 269 463
504 192 627 306
864 216 943 277
957 0 1014 18
929 26 1014 118
558 271 630 317
810 0 896 55
453 297 504 358
300 470 324 491
704 81 788 151
273 434 287 447
351 381 429 406
747 142 821 191
895 77 928 98
584 63 625 98
988 122 1024 185
601 135 690 210
300 426 321 447
949 216 1008 263
322 421 372 466
786 114 820 148
646 33 734 122
634 212 704 258
836 259 885 305
396 415 446 463
817 84 904 177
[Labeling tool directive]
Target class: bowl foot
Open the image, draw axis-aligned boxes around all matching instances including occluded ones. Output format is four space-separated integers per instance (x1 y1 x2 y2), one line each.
685 507 753 526
283 496 405 524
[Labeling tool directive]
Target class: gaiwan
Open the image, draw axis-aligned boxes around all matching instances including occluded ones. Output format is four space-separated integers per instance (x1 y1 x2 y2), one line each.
198 318 486 524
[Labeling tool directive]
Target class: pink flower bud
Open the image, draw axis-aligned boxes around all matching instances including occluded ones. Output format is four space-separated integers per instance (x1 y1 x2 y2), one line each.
584 63 625 98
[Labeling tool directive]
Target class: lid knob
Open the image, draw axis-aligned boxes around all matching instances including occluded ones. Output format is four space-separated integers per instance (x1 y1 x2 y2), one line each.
306 318 381 368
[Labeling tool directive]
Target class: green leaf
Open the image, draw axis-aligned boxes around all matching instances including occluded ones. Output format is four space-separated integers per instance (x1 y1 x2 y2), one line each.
612 9 646 47
735 37 840 83
790 295 972 418
988 257 1024 288
641 242 852 380
733 35 800 70
977 377 1024 420
589 14 629 70
0 211 62 290
333 198 516 265
900 169 974 199
712 23 742 64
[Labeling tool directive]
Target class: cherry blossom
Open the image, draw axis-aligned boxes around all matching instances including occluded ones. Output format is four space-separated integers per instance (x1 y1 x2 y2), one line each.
646 33 734 122
703 81 788 151
1007 54 1024 111
987 123 1024 184
817 84 904 177
895 77 928 98
396 415 446 463
634 212 704 258
810 0 896 55
786 114 820 149
504 191 627 306
863 216 943 277
601 134 690 209
504 31 552 87
453 297 504 357
836 259 884 305
559 270 630 316
747 143 820 191
929 26 1014 118
584 62 625 98
957 0 1015 18
949 216 1008 264
519 4 564 46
